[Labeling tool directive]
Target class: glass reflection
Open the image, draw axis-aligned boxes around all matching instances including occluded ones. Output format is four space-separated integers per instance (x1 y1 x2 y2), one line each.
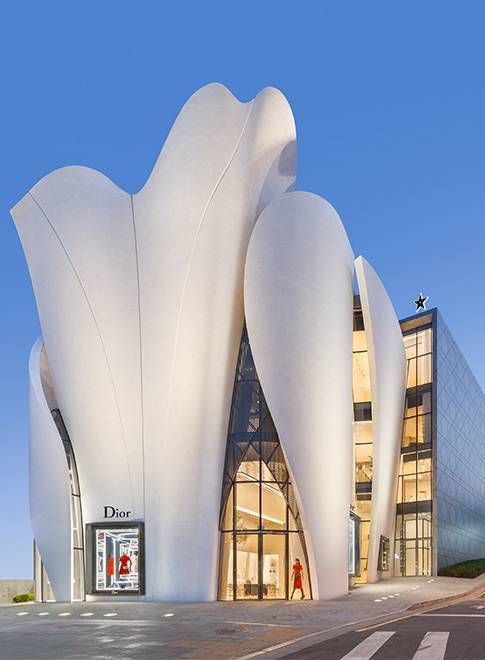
262 484 286 530
236 534 259 599
236 482 259 530
263 535 286 599
353 352 372 402
218 533 233 600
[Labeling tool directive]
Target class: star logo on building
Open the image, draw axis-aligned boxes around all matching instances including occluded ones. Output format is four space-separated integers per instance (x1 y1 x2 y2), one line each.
414 293 429 311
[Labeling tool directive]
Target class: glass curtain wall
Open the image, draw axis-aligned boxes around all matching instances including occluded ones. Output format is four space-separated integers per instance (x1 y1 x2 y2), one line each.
219 326 311 601
33 410 85 602
352 301 373 583
52 409 85 600
33 542 55 602
395 322 433 576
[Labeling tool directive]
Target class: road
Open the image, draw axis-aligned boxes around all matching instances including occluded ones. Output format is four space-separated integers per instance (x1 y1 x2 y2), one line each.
284 593 485 659
0 590 484 659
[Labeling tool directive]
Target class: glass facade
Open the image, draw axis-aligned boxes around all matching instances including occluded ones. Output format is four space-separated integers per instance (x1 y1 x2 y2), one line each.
352 300 372 582
34 409 85 602
435 311 485 570
52 409 85 600
395 317 433 577
218 326 311 600
33 541 55 602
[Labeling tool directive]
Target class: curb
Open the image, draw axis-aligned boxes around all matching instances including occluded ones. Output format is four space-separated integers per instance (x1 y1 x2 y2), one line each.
407 578 485 611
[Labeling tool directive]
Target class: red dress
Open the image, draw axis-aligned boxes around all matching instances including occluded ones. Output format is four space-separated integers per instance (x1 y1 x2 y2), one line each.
293 563 303 589
107 555 115 577
119 554 131 575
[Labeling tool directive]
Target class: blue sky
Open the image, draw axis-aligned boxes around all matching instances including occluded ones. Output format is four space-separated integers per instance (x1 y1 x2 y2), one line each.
1 1 484 577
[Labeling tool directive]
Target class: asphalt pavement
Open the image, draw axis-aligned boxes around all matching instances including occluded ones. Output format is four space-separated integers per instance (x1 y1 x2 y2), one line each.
0 577 483 659
283 594 485 659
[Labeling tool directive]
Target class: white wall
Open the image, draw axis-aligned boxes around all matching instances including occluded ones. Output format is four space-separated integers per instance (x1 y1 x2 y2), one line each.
12 83 296 601
245 192 355 599
355 256 406 582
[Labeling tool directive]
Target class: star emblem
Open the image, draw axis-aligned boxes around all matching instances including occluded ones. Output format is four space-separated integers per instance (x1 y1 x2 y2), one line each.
414 293 429 311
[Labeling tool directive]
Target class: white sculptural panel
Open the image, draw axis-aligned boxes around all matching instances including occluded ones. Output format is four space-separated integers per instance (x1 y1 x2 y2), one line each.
244 191 354 599
355 256 406 583
29 340 72 602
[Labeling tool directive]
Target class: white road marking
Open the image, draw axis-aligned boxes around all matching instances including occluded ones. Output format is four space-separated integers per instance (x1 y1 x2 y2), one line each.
80 612 94 617
103 612 118 617
16 612 29 616
419 613 485 618
471 605 485 610
163 613 174 617
373 599 382 602
339 631 395 659
58 613 71 617
412 631 449 660
235 608 411 659
37 612 49 616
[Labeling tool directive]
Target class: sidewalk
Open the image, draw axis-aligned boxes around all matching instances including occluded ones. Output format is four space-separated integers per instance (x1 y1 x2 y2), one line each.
1 576 484 659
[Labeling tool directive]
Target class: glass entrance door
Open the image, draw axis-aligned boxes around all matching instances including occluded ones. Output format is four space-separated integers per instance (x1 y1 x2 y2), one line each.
235 533 286 600
236 533 259 599
220 530 309 600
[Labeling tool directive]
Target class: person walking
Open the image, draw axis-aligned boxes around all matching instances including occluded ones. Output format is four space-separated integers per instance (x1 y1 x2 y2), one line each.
290 558 305 599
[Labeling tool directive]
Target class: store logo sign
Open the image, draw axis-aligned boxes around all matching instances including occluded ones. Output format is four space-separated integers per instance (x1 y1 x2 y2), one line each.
103 506 132 519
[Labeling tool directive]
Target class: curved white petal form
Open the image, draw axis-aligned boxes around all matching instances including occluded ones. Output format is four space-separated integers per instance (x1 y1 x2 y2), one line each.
12 173 141 523
29 339 71 602
244 192 354 599
355 256 406 583
135 83 296 601
12 83 296 601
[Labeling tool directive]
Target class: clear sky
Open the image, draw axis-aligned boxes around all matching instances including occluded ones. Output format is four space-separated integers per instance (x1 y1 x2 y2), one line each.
1 1 485 578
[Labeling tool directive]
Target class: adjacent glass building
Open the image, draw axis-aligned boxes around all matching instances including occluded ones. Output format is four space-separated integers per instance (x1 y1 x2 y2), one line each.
395 311 433 577
352 304 485 582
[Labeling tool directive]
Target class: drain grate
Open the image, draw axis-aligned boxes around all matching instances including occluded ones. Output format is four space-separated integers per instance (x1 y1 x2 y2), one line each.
216 626 249 635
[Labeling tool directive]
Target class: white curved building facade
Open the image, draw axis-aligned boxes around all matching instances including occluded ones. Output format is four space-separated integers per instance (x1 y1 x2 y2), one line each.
13 84 410 603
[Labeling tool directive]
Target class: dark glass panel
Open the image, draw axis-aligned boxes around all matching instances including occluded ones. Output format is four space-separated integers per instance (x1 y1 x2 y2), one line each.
353 310 365 331
353 402 372 422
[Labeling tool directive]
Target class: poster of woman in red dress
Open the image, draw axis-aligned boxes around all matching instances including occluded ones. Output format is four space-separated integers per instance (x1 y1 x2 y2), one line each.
290 558 305 599
119 553 132 576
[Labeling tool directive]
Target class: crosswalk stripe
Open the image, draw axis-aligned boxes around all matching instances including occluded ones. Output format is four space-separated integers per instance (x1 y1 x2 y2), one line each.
412 631 449 660
340 631 395 659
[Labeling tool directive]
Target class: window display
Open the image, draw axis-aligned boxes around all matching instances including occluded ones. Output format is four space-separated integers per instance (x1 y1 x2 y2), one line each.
87 523 144 595
348 512 360 577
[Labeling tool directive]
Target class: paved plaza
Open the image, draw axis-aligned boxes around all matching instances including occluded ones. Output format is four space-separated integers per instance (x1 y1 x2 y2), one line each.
1 576 484 658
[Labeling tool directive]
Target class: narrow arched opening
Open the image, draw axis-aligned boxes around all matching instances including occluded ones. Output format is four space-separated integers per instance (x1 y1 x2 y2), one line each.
218 325 311 601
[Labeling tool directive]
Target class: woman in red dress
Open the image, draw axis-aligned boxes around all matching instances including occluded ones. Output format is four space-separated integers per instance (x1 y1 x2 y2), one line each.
290 558 305 599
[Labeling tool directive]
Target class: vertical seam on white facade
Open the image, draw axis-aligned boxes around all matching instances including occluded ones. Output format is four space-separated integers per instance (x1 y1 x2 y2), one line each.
160 100 255 446
28 191 136 513
130 193 145 520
